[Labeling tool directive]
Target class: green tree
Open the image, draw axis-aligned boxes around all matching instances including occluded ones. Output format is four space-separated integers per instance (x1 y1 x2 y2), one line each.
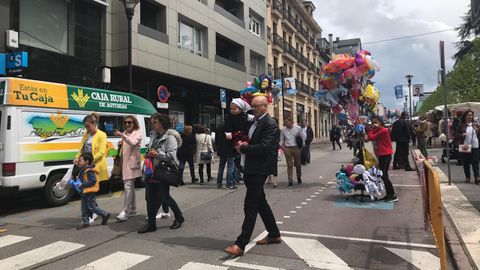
419 39 480 114
453 9 480 64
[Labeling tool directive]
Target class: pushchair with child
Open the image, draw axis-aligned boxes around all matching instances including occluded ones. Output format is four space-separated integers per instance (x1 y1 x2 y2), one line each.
440 137 461 165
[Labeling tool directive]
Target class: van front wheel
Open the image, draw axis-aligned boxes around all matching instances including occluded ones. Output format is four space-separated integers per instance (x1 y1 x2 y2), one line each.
44 173 74 207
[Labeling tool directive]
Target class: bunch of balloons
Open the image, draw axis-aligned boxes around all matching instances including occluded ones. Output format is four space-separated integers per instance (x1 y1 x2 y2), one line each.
316 50 380 121
240 73 273 104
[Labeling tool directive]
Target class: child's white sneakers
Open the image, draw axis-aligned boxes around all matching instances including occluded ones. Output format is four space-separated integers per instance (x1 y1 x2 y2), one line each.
116 211 128 221
89 213 98 224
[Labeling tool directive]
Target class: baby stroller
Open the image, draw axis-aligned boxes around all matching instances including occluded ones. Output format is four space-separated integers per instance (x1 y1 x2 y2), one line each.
441 139 461 165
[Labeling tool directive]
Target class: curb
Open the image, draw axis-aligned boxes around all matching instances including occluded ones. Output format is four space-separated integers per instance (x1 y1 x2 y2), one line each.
436 167 480 270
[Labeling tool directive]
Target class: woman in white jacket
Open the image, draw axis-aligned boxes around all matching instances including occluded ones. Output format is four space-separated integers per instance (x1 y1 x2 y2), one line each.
114 115 142 221
195 126 214 184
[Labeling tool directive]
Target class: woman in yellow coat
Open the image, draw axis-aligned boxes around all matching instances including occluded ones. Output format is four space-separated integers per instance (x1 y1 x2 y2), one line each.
74 113 108 181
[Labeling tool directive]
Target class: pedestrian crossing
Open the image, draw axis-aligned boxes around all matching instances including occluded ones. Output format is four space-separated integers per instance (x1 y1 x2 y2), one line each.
0 233 441 270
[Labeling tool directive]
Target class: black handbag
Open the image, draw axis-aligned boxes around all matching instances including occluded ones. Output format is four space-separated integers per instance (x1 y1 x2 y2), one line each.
200 135 213 161
152 155 181 187
200 151 213 161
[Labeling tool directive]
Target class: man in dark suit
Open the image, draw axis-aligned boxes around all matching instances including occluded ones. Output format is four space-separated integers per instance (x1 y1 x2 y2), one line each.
224 96 281 256
391 112 414 171
300 119 314 165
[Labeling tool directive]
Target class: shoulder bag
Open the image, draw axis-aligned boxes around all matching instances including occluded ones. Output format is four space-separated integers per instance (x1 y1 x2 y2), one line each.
200 135 213 161
459 126 474 153
152 154 181 187
111 144 122 180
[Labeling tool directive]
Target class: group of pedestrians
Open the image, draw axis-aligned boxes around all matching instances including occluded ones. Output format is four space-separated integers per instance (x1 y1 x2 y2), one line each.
72 112 185 233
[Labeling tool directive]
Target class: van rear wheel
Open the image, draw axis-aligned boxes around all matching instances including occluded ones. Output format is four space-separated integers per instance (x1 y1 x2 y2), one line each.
44 173 74 207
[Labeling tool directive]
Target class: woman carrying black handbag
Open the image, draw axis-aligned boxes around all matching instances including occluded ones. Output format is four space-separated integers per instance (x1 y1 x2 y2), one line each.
138 113 185 234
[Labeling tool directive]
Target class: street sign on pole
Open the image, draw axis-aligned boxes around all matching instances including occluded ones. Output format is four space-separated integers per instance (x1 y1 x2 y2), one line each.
220 89 227 109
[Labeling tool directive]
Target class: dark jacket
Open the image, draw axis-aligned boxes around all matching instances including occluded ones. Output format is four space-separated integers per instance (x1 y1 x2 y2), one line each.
390 118 411 143
304 126 314 145
240 114 279 175
329 127 341 141
215 126 236 158
176 133 196 161
225 113 250 133
455 122 480 145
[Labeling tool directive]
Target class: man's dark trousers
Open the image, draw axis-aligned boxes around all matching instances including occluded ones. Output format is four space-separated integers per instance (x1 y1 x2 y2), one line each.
396 141 412 169
235 174 280 250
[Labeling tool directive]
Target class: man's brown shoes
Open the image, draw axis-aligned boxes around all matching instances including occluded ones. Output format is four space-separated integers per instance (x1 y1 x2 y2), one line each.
256 236 282 245
224 244 244 256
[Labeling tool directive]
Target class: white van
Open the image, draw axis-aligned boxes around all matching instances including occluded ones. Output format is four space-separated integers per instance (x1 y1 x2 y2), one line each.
0 77 156 206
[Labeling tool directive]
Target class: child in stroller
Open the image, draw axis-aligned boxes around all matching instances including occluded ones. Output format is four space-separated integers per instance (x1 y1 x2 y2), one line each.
440 136 461 165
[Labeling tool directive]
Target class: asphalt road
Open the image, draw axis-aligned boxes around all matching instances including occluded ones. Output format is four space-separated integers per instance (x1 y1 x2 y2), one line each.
0 143 447 270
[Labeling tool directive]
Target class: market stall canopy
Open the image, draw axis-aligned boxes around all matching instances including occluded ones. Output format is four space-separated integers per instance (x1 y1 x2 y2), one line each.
434 102 480 115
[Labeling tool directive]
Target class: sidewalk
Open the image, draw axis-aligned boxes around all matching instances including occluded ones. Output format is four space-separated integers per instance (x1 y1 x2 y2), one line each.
416 145 480 269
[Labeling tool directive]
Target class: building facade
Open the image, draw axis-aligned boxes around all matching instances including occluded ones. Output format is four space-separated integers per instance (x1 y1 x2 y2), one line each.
0 0 268 132
109 0 268 130
266 0 332 139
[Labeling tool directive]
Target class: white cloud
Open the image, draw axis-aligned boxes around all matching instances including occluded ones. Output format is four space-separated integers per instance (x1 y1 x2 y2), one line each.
312 0 469 111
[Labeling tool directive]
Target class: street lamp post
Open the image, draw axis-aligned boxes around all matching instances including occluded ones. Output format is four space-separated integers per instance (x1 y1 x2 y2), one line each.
121 0 140 93
405 75 413 120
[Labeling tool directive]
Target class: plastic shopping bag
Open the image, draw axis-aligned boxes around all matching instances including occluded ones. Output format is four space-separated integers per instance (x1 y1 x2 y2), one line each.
363 147 378 170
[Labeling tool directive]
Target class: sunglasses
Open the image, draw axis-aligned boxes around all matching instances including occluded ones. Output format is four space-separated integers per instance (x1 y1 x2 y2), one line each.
124 121 133 125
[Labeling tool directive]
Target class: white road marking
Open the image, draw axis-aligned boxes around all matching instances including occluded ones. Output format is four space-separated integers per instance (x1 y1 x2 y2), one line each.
75 251 150 270
223 261 284 270
179 262 228 270
281 231 437 249
289 211 296 214
301 202 307 205
296 206 302 209
282 237 352 270
0 235 31 249
276 221 283 224
310 195 316 198
327 181 335 184
385 247 440 270
283 216 290 219
318 176 324 179
306 199 312 201
314 192 320 195
0 241 84 270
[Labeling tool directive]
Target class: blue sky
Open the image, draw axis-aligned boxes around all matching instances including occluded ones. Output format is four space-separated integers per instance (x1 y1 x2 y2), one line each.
313 0 470 111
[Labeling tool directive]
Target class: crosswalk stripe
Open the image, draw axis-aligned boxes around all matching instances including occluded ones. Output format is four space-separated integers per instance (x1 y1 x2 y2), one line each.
0 235 31 249
385 247 440 270
0 241 84 270
74 251 150 270
283 237 352 270
179 262 228 270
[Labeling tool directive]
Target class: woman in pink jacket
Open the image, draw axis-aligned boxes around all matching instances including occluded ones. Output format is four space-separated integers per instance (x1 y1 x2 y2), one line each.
114 115 142 221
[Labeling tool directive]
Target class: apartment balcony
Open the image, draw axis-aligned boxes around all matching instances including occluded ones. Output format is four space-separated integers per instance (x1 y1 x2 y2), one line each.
272 0 283 19
272 33 284 53
283 41 297 62
295 25 308 43
307 62 315 75
296 53 309 69
281 10 296 32
295 80 311 95
307 36 315 49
